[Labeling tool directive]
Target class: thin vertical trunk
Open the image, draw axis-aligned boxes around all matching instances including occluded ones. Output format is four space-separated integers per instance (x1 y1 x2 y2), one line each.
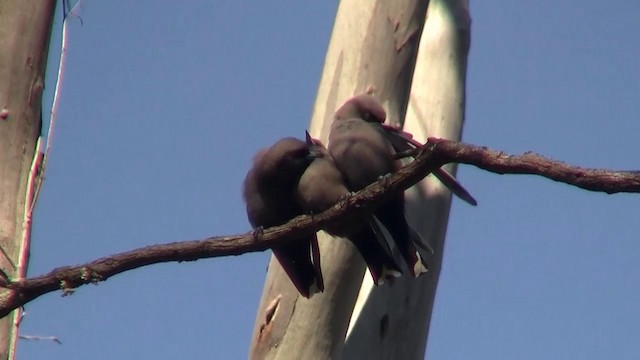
0 1 56 358
342 1 471 358
249 1 430 359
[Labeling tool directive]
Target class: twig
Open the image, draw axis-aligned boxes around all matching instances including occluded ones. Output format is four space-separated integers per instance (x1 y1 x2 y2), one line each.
18 335 62 345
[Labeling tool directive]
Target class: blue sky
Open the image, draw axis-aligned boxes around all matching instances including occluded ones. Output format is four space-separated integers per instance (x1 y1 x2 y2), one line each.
19 1 639 359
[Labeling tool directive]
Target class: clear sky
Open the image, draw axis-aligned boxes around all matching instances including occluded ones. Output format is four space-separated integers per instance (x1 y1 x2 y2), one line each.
19 1 639 359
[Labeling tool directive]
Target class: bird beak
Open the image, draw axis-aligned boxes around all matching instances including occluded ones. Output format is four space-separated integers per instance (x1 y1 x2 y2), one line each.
305 131 324 160
305 131 314 146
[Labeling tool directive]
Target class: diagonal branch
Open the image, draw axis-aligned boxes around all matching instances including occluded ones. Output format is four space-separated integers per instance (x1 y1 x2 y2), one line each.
0 138 637 318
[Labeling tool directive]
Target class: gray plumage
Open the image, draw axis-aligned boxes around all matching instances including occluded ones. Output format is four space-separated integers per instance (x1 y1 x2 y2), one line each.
297 133 403 285
328 95 430 278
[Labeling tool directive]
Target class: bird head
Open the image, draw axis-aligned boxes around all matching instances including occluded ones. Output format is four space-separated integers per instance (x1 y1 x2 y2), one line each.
334 94 387 123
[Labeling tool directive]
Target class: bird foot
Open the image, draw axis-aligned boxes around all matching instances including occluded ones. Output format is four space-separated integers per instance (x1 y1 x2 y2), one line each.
376 173 394 187
251 226 265 242
337 191 356 203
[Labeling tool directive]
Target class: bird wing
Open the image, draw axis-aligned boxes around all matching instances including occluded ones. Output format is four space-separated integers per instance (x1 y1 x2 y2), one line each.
379 124 478 206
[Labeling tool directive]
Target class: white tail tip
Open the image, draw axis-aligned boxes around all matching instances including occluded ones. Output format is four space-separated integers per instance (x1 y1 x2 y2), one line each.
413 252 428 277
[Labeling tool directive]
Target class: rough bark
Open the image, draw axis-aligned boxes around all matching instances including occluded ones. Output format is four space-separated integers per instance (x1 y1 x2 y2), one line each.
0 1 56 358
341 1 471 358
249 1 430 359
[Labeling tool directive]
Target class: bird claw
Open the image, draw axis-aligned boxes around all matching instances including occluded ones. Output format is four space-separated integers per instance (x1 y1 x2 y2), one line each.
376 173 394 186
338 191 356 203
251 226 265 242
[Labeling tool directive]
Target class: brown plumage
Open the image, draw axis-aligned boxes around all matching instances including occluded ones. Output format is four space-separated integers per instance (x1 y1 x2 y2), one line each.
328 95 431 277
243 138 323 298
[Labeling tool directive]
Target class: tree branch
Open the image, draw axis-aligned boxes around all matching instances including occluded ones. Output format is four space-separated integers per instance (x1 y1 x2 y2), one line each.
429 138 640 193
0 139 637 318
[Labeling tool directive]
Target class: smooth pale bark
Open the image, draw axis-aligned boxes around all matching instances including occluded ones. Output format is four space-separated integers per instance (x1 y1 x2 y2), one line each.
0 1 56 358
249 1 429 359
342 1 471 359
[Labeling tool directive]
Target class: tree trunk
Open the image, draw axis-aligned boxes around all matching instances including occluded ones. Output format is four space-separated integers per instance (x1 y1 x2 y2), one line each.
249 1 430 359
342 1 471 358
0 1 56 358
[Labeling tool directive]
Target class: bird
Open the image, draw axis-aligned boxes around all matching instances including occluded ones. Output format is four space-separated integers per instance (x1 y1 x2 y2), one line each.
296 132 403 285
335 94 477 206
328 95 435 278
243 137 324 298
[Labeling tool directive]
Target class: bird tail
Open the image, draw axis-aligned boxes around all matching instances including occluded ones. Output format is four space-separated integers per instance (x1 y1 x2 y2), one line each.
374 198 429 278
272 234 324 298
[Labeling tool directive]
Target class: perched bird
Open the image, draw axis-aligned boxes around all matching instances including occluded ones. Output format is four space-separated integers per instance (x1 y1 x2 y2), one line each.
328 96 431 278
296 132 403 285
243 138 324 298
335 94 477 206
